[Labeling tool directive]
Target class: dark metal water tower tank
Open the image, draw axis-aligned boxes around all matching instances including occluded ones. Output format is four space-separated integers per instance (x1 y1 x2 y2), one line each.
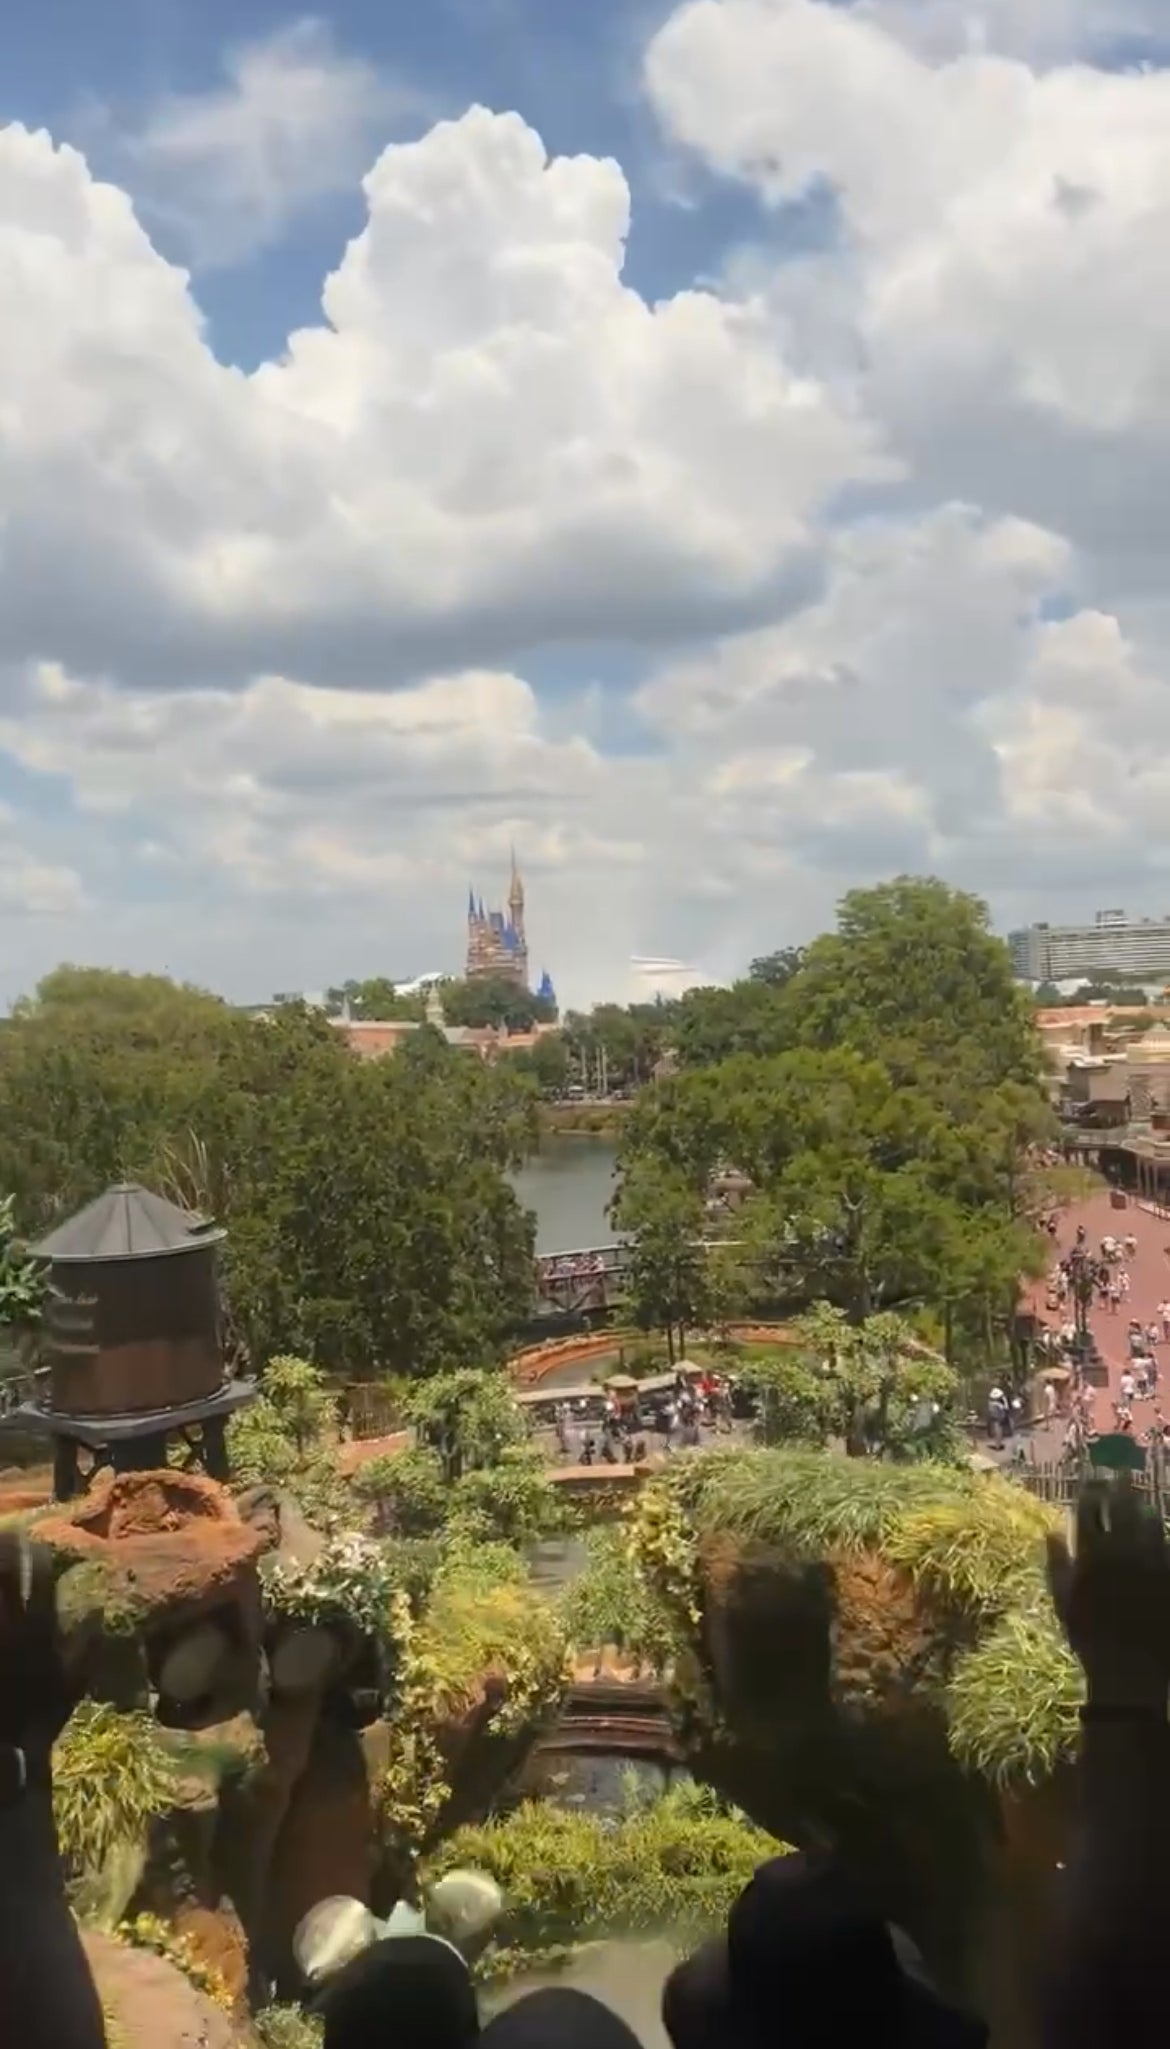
31 1183 227 1418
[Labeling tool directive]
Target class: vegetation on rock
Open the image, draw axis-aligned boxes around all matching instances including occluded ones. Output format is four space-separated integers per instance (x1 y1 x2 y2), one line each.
630 1447 1080 1786
53 1703 180 1919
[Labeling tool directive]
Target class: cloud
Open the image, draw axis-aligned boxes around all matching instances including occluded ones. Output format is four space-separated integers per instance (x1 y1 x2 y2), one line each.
3 14 1170 1007
851 0 1166 64
115 19 420 267
645 0 1170 580
0 106 884 703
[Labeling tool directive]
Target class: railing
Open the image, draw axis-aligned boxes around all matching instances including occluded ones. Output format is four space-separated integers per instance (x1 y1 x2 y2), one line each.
1009 1457 1167 1515
341 1383 406 1442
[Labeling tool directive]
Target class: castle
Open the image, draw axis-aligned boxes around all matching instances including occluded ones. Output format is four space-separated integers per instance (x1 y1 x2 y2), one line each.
465 855 556 1008
466 852 528 985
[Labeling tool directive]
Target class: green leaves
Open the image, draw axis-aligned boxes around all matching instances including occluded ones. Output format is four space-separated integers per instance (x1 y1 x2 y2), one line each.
0 969 538 1381
611 1160 714 1354
616 876 1052 1379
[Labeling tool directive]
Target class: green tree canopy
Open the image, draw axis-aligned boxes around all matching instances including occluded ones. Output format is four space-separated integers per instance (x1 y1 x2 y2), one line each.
617 877 1051 1371
440 978 557 1032
610 1160 712 1361
0 970 538 1379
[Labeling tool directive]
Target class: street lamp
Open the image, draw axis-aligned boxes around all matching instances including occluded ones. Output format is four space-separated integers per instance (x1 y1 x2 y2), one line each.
1065 1243 1096 1373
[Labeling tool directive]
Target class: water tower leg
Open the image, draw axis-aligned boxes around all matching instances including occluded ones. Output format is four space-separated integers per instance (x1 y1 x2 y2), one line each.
202 1416 229 1481
52 1436 80 1501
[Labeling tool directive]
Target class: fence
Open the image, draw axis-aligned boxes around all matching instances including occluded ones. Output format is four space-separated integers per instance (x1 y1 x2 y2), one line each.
341 1383 406 1442
1010 1457 1167 1515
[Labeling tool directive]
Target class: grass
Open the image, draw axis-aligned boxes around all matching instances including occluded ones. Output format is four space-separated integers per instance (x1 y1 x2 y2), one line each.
427 1782 783 1963
947 1604 1081 1786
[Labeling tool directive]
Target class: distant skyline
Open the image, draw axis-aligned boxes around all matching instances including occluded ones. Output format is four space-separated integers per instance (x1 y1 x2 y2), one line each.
3 0 1170 1013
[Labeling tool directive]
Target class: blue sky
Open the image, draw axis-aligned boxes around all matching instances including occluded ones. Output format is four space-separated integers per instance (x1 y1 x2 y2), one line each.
3 0 1170 1008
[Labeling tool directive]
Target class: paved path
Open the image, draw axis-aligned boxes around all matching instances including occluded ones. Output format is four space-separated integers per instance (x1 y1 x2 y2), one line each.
1022 1186 1170 1456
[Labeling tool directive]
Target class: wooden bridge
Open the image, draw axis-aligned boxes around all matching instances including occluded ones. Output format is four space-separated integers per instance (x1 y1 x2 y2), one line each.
535 1676 680 1764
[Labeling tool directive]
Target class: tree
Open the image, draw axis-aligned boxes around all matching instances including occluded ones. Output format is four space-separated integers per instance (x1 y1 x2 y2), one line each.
439 978 557 1032
502 1032 569 1097
617 876 1053 1375
780 876 1045 1102
788 1303 957 1458
405 1368 525 1481
323 979 424 1021
0 970 539 1380
672 982 791 1069
610 1162 712 1362
749 947 806 988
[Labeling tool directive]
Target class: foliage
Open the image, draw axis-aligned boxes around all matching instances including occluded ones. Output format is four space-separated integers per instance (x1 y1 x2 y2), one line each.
946 1604 1083 1786
610 1162 714 1360
116 1914 233 2011
632 1447 1080 1785
0 1191 46 1330
406 1368 527 1480
255 2008 324 2049
353 1439 565 1546
560 1001 675 1093
352 1448 452 1537
53 1703 178 1899
376 1549 567 1862
226 1354 348 1529
449 1444 566 1545
323 978 424 1021
0 969 537 1379
263 1531 412 1646
440 977 558 1033
618 879 1052 1366
428 1782 783 1961
560 1524 675 1669
750 1304 960 1459
749 948 807 989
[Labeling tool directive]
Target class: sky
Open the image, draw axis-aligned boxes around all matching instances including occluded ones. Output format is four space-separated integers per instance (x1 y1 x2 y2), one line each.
5 0 1170 1009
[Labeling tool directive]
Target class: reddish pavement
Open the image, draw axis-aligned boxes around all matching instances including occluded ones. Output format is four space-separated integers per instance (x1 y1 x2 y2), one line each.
1024 1187 1170 1455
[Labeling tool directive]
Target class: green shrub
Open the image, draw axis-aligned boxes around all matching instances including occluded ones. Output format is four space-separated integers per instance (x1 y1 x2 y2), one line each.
428 1783 781 1960
255 2007 324 2049
53 1702 179 1900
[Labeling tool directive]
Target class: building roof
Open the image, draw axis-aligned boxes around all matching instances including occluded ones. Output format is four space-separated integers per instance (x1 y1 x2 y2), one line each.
30 1183 225 1264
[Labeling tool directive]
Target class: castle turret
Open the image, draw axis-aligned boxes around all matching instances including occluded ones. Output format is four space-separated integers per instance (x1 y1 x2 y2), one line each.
465 858 531 989
508 848 525 940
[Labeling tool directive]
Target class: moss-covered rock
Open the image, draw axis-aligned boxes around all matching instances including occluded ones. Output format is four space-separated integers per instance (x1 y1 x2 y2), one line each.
629 1448 1080 2046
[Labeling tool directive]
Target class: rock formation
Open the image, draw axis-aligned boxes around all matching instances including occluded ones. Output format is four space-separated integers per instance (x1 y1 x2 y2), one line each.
37 1468 567 2019
630 1449 1080 2049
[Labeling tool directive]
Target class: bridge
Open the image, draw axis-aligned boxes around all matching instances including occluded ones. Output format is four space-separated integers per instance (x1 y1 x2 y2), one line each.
534 1244 627 1316
536 1677 680 1763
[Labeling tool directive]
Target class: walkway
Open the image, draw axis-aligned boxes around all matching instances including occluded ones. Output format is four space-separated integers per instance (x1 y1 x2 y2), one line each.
1023 1186 1170 1456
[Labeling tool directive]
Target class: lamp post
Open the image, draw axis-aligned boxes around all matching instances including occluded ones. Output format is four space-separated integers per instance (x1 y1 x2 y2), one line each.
1066 1243 1096 1378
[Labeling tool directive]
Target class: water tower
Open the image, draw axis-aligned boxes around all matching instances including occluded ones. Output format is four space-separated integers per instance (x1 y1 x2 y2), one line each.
1 1182 254 1499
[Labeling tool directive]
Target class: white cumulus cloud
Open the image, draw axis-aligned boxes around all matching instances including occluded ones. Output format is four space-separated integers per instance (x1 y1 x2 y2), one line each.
1 9 1170 1006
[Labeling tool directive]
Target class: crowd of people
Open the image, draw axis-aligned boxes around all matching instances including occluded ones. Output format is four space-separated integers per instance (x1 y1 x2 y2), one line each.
1027 1214 1170 1459
551 1370 735 1467
2 1475 1167 2049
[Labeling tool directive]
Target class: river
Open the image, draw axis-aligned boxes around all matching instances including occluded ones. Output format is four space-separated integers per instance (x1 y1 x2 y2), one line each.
510 1134 620 1255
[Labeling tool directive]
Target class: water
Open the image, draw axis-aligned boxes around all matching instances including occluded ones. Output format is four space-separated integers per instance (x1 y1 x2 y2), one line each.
485 1939 676 2049
511 1135 620 1255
